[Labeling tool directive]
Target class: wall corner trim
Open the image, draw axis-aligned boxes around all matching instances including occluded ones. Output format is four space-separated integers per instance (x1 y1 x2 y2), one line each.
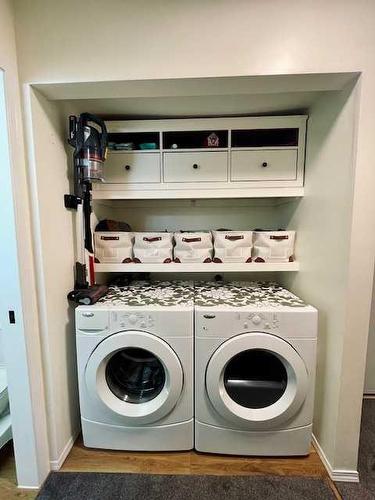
312 434 359 483
50 429 80 471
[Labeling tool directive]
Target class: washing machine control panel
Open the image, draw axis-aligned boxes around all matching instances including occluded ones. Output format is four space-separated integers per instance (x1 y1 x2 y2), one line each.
111 311 155 330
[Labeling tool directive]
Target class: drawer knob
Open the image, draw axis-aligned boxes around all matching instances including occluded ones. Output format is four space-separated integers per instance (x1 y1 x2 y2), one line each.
192 163 199 169
262 162 268 167
125 165 131 171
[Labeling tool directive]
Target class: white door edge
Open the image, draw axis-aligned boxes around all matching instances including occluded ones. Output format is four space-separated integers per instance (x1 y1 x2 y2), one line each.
0 75 49 487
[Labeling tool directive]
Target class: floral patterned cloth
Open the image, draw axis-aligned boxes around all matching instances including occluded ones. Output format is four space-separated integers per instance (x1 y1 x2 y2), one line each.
194 281 307 308
98 281 195 307
97 280 307 309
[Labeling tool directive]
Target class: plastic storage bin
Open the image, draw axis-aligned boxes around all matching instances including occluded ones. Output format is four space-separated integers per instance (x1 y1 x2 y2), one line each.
174 232 213 263
94 232 133 263
133 232 173 263
213 230 253 263
252 230 296 262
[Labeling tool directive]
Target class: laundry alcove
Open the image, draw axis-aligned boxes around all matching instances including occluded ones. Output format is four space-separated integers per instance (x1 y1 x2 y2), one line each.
25 73 364 477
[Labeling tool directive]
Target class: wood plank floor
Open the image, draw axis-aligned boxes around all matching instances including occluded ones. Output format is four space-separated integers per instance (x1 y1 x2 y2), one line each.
63 436 325 477
62 437 342 498
0 437 341 499
0 443 37 500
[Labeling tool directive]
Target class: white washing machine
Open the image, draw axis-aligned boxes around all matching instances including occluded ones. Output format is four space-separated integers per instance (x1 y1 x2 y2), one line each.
194 282 318 456
76 281 194 451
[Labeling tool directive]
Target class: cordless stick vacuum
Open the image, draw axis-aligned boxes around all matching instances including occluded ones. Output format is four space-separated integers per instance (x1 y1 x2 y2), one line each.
66 113 109 304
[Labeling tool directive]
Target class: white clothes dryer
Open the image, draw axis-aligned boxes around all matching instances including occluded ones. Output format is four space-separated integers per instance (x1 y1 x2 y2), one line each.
76 281 194 451
194 282 318 456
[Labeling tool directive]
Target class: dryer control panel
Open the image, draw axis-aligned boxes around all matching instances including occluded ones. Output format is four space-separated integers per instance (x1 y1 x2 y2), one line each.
196 308 317 339
199 311 280 336
243 312 280 331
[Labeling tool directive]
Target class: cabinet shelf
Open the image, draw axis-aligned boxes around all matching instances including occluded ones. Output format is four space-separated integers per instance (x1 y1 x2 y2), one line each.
95 262 299 273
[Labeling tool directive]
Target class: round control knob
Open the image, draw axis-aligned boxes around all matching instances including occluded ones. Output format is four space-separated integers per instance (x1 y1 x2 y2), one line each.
192 163 199 169
125 165 131 171
252 315 262 325
262 162 268 167
128 314 138 325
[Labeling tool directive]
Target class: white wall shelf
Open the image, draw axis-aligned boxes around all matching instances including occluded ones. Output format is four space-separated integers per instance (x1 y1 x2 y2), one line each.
95 262 299 273
92 186 304 200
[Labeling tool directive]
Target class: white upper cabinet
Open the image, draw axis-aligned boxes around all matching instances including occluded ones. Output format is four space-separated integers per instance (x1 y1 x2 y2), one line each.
95 116 307 199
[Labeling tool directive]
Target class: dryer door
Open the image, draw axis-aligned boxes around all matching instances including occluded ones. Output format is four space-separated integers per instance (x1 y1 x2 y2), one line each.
85 330 183 424
206 332 308 429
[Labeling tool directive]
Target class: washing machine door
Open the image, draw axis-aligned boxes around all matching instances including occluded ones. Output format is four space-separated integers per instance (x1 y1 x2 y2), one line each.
206 332 308 429
85 330 183 424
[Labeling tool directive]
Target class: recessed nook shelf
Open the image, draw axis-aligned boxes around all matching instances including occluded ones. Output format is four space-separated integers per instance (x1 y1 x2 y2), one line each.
92 187 304 200
95 262 299 273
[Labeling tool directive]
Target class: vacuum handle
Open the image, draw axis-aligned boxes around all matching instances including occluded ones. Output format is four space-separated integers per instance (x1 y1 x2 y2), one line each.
68 115 77 146
83 186 94 254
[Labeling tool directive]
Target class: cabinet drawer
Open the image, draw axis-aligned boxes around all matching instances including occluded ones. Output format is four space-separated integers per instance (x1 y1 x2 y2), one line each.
231 149 297 181
163 152 228 183
104 153 161 184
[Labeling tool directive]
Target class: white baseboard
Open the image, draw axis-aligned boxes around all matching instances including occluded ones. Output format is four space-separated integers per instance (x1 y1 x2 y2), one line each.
17 485 39 490
312 434 359 483
50 429 79 471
